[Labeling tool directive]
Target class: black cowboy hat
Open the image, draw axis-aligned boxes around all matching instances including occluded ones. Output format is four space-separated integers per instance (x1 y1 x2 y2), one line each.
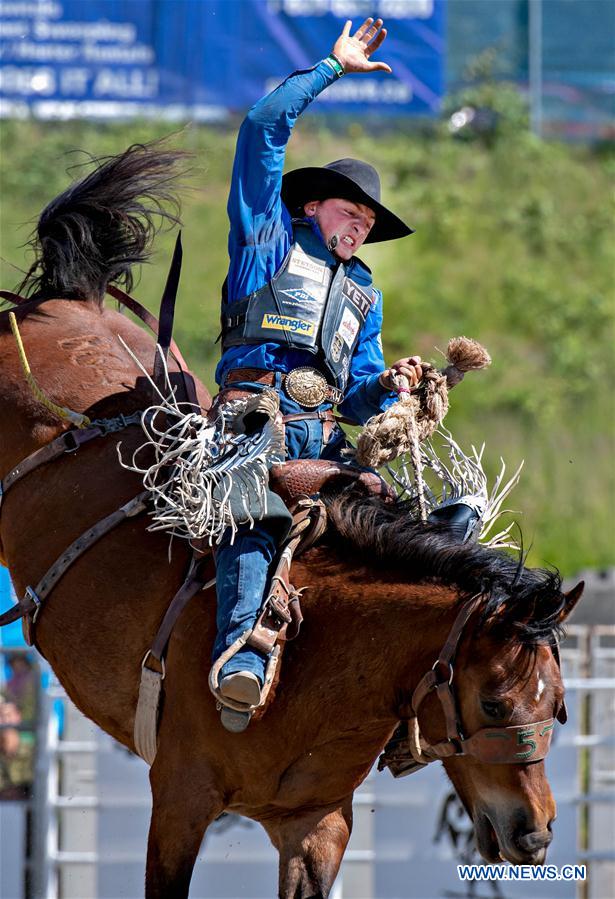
281 157 414 244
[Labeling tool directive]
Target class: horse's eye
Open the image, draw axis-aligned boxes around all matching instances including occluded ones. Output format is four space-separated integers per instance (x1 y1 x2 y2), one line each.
481 699 508 720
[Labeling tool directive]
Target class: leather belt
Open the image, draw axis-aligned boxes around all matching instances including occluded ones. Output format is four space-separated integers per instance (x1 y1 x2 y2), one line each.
282 410 336 423
224 367 343 408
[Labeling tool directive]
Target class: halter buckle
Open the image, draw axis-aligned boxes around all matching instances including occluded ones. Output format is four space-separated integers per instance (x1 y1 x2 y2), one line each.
25 586 42 622
62 430 81 453
432 658 454 685
142 650 165 680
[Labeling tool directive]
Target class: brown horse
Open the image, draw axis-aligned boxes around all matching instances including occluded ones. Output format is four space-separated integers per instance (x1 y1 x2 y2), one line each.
0 144 583 898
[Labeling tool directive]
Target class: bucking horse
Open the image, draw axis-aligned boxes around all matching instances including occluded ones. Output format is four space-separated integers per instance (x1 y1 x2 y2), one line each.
0 143 583 898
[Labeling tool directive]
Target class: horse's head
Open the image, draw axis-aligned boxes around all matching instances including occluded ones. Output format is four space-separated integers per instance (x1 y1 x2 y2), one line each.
416 580 583 865
325 492 586 862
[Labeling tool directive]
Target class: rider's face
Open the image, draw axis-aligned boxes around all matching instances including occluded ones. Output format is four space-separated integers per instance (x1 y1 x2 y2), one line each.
304 198 376 261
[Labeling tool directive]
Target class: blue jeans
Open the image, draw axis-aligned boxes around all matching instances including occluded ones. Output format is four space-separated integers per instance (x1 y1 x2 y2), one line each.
213 377 349 683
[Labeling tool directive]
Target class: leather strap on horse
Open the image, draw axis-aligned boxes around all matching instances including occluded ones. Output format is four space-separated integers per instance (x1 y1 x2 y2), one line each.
0 492 148 642
1 427 103 503
247 496 327 654
106 283 190 373
380 592 566 777
151 232 183 396
106 280 199 410
134 554 216 765
0 413 143 508
410 593 483 724
0 290 30 305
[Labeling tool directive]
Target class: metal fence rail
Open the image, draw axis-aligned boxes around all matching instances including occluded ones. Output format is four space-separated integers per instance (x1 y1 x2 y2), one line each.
2 624 613 898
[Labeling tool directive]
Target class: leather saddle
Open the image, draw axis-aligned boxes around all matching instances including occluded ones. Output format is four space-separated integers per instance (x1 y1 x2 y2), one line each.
269 458 396 506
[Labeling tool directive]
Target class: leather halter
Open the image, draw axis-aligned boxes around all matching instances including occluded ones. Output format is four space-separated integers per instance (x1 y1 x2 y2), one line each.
408 593 565 767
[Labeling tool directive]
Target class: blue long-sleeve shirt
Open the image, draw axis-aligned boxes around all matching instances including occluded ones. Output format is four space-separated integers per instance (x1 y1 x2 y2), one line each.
215 59 395 424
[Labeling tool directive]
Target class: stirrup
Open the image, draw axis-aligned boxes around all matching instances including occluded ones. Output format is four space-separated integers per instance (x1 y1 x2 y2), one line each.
209 633 280 716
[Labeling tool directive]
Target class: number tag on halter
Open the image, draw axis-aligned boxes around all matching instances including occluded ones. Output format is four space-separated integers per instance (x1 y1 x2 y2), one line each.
461 718 557 764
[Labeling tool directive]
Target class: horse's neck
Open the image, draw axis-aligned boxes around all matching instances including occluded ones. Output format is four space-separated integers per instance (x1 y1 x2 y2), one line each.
296 549 460 716
357 582 460 711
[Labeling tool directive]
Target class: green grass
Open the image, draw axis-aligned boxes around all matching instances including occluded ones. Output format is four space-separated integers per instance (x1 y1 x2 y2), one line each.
1 118 613 575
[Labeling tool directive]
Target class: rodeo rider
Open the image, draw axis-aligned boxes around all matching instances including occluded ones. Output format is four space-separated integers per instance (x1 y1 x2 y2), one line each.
212 18 476 725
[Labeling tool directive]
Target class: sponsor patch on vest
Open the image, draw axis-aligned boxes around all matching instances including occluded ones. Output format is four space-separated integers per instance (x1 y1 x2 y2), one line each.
261 313 315 336
330 333 343 363
279 287 319 306
343 280 372 318
338 307 361 348
287 247 329 285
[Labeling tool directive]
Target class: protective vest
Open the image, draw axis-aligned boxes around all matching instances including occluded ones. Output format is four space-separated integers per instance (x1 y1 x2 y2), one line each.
221 221 375 391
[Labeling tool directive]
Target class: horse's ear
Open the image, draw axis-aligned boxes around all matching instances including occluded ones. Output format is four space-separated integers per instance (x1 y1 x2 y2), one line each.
557 581 584 623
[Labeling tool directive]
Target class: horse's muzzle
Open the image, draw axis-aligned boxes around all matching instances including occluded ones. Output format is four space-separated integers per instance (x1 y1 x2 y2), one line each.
498 822 554 864
476 810 555 865
515 827 553 857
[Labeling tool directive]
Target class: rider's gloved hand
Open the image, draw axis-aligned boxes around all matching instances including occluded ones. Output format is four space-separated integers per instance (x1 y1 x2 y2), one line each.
379 356 427 391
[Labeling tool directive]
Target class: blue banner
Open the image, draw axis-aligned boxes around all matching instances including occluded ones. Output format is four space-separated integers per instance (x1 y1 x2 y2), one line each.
0 0 444 119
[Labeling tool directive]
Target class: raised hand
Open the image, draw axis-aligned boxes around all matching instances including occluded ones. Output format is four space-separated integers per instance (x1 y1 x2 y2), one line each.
332 18 392 75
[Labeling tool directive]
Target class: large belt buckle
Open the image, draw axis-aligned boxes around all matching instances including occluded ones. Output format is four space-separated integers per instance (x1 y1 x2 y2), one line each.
284 367 328 409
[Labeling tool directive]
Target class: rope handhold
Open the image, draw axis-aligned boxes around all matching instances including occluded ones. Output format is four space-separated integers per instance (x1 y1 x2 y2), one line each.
355 337 491 471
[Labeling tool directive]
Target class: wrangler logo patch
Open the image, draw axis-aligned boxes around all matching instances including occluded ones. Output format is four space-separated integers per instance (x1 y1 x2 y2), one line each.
261 313 315 336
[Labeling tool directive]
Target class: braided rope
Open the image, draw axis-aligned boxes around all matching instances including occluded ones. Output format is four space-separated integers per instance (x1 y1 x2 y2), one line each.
355 337 491 517
355 367 449 471
356 337 491 471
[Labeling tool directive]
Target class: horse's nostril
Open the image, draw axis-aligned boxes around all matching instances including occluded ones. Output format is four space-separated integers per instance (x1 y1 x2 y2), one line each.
516 829 553 853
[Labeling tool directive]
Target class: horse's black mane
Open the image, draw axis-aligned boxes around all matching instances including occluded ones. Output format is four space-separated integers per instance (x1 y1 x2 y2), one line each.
325 491 564 645
17 140 188 305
